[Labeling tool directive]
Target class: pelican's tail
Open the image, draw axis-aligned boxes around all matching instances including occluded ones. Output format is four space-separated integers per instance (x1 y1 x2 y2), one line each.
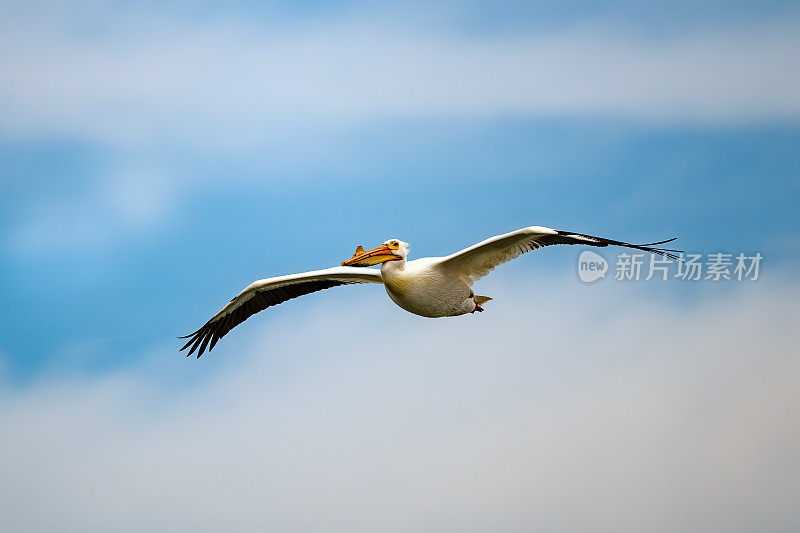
474 295 492 306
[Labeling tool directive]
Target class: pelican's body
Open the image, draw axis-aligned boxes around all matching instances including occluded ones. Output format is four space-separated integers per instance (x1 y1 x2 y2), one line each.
181 226 681 357
381 257 475 317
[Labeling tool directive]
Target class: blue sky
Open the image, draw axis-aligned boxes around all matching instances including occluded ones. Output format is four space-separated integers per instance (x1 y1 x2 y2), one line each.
1 1 799 531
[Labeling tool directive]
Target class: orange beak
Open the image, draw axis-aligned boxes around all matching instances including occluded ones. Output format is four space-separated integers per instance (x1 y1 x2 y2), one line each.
341 244 399 266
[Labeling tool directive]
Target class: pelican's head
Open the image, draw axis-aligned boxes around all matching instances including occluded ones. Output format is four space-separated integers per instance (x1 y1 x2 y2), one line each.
341 239 409 267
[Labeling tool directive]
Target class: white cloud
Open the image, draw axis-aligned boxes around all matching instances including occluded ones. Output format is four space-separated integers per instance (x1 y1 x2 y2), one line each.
2 6 798 256
1 281 798 531
0 9 799 148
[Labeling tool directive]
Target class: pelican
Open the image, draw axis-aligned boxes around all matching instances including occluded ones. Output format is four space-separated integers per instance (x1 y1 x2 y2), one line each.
180 226 680 357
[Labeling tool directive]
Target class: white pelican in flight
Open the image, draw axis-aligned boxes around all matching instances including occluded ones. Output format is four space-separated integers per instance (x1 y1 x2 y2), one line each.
180 226 680 357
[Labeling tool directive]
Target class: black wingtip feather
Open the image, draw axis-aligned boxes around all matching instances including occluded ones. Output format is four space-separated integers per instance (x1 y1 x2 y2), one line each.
554 230 683 261
197 332 213 358
179 278 356 358
635 237 678 247
179 336 196 352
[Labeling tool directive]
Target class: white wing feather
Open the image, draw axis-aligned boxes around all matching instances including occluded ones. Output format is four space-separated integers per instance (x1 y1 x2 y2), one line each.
217 267 383 320
438 226 680 285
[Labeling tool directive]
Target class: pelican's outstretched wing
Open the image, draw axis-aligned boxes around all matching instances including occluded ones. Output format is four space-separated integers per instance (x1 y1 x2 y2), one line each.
438 226 681 285
180 266 383 357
